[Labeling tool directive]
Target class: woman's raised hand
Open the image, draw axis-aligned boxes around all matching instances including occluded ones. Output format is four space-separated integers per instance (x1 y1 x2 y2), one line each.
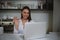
13 16 19 30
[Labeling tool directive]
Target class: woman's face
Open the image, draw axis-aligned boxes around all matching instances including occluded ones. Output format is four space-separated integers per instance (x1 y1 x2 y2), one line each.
22 9 29 20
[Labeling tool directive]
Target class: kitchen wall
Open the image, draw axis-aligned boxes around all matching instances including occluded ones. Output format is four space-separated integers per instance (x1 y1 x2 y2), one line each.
0 10 50 22
53 0 60 32
0 10 53 32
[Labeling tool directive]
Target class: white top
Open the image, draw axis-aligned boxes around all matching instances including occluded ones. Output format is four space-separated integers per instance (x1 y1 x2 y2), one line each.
14 19 34 34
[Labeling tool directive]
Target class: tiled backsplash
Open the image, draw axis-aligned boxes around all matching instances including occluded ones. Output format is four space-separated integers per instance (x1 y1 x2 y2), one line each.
0 10 53 32
0 10 52 22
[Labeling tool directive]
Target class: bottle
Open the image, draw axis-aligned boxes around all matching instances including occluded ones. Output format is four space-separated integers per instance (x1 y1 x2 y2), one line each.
41 3 43 10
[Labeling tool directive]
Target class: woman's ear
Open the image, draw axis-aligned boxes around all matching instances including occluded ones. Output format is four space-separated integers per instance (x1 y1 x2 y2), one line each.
21 11 23 14
21 12 23 19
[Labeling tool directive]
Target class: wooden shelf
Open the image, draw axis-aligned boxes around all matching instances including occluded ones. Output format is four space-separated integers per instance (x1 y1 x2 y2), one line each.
0 9 53 11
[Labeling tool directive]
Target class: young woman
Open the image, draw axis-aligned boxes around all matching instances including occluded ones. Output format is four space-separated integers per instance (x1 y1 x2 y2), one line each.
13 6 34 34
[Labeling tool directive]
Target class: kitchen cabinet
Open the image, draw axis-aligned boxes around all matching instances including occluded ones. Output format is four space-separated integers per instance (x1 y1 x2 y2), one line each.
0 0 53 11
0 18 14 33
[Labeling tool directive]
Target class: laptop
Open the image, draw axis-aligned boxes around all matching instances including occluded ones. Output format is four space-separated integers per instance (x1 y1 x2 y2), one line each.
24 22 48 40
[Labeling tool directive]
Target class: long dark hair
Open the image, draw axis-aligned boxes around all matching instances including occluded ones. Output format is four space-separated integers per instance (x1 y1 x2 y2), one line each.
21 6 32 22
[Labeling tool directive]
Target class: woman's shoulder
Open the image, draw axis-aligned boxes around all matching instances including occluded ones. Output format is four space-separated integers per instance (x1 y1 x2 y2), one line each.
28 20 35 23
30 20 34 22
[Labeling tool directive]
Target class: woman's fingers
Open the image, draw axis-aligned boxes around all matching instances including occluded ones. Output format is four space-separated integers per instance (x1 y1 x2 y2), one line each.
13 16 18 23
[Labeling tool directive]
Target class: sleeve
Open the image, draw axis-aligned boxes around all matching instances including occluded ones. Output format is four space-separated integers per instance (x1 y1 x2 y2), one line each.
14 25 18 34
30 20 35 23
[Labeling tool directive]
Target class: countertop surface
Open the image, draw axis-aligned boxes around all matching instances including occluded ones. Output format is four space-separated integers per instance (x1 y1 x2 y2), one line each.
0 34 24 40
0 32 60 40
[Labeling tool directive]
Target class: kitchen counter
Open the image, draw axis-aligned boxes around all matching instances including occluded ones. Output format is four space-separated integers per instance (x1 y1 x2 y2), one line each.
0 34 24 40
29 32 60 40
0 32 60 40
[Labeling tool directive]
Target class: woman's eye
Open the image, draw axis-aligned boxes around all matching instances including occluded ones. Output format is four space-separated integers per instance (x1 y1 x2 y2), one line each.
24 12 26 13
24 12 29 14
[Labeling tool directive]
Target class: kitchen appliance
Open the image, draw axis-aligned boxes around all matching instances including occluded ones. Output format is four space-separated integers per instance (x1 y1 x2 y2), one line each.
0 27 3 34
24 22 48 40
0 19 14 33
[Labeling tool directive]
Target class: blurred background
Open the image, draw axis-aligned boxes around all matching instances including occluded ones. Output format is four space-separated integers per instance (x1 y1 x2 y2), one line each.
0 0 60 33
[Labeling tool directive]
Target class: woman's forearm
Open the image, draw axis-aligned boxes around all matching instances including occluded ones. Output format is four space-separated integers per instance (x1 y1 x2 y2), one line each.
15 25 18 30
14 25 18 34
